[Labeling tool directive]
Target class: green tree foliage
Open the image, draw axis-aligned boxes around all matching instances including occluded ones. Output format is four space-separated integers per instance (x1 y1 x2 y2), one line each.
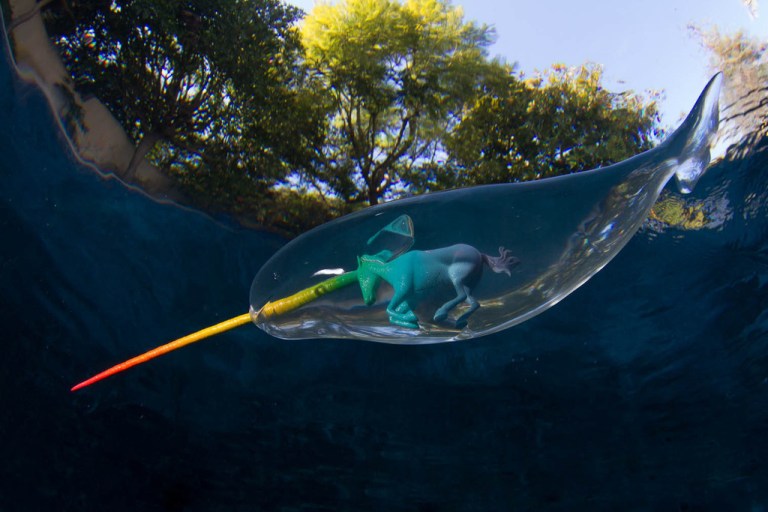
36 0 666 235
300 0 495 205
690 25 767 147
446 63 663 185
44 0 321 195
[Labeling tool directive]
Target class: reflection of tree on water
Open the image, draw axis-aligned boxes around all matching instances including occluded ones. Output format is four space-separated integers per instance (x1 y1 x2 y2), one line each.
690 24 767 155
649 194 710 230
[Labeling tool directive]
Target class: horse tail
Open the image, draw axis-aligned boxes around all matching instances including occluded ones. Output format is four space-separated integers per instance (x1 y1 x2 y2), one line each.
482 247 520 277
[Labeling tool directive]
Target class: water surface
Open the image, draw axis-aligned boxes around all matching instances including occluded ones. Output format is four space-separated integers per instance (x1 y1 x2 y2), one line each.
1 36 767 512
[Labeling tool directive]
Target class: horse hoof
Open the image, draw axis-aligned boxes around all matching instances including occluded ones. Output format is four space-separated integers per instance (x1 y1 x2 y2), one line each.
392 319 419 329
433 312 447 322
455 320 468 329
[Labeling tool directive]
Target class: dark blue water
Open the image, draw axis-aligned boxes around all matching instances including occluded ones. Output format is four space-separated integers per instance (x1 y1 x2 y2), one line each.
2 46 767 511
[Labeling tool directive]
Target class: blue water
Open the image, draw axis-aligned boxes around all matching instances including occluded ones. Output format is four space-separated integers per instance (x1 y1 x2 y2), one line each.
2 47 767 511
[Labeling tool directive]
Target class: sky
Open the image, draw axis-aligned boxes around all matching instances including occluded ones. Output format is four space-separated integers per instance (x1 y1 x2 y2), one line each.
285 0 766 128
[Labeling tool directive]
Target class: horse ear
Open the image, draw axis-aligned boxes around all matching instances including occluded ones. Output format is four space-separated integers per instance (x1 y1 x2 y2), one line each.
356 255 361 267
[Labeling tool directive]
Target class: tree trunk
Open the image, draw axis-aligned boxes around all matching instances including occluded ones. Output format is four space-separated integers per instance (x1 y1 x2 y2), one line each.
125 131 162 181
367 184 379 205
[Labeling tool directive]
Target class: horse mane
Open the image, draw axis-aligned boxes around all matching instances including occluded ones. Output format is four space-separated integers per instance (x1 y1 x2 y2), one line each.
360 249 394 264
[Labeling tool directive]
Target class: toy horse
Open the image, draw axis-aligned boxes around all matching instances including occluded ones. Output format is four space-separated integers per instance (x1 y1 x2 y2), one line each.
357 245 519 329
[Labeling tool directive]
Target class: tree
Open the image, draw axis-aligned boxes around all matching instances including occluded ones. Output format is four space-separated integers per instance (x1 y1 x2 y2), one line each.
690 25 767 148
299 0 495 205
446 63 663 185
44 0 318 191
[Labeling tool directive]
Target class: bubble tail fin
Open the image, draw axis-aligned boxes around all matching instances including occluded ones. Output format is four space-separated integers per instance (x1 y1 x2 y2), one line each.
665 73 723 194
71 313 253 392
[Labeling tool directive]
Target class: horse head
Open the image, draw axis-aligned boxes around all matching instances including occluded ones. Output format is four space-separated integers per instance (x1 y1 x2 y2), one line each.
356 254 384 306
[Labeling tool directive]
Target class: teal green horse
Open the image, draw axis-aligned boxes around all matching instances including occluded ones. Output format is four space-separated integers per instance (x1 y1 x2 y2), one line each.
356 245 519 329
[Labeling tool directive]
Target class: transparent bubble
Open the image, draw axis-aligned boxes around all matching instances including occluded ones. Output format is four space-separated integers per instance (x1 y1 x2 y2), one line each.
250 74 722 343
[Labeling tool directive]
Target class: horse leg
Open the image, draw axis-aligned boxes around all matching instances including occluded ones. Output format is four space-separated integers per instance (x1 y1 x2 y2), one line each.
389 302 418 329
455 287 479 328
433 280 468 324
387 287 419 329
